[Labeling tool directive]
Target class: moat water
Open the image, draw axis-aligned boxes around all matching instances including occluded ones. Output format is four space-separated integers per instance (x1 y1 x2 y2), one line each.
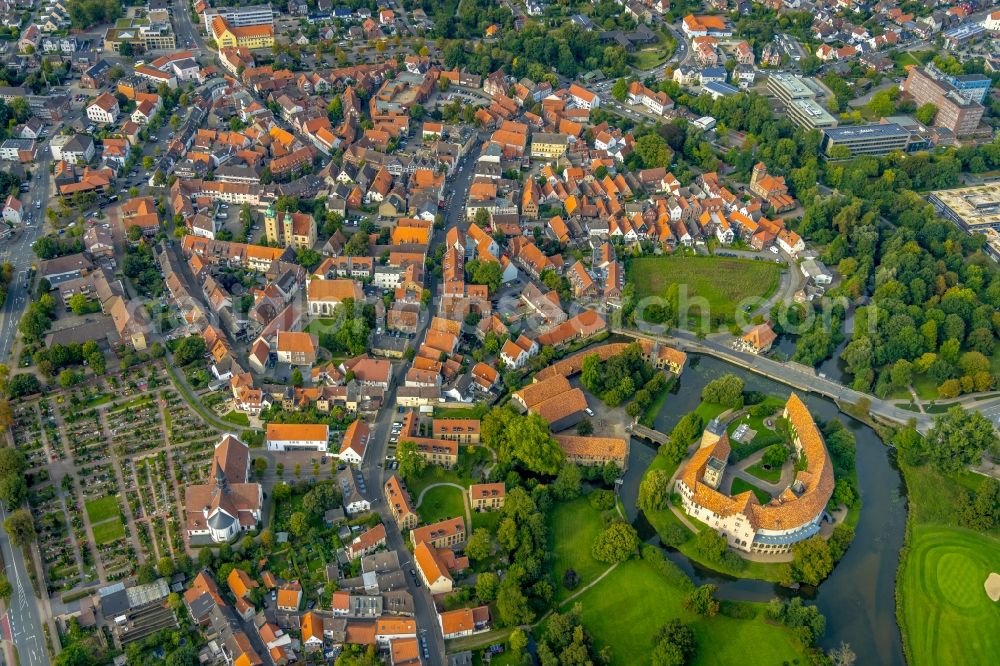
618 354 906 665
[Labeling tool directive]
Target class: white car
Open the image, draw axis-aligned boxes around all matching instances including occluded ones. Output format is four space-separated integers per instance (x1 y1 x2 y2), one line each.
769 246 779 254
585 408 595 417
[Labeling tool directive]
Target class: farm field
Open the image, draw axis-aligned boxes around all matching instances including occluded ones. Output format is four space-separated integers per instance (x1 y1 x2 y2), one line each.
628 255 780 331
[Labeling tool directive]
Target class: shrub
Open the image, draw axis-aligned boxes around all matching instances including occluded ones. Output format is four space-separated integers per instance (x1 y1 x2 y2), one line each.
587 489 616 511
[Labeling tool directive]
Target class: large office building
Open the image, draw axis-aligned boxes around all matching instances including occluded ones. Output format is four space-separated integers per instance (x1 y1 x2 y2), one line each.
202 3 274 30
822 123 911 156
901 66 985 136
928 183 1000 235
103 10 177 53
766 73 838 130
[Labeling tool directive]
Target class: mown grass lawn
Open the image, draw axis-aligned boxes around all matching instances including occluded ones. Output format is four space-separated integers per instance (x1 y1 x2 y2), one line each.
574 557 803 665
899 524 1000 666
407 447 492 497
548 496 608 602
85 497 120 524
744 460 782 484
471 509 502 534
897 461 1000 666
416 484 465 524
91 518 126 546
628 255 780 331
222 410 250 426
730 477 771 504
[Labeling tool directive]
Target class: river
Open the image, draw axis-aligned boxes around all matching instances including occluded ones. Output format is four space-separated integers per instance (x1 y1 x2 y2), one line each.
619 354 906 664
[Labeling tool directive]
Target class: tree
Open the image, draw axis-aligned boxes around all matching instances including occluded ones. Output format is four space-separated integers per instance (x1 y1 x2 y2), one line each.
611 78 629 102
591 520 639 563
638 468 671 514
482 407 564 475
509 627 529 655
496 579 535 626
465 527 492 560
924 406 998 473
824 642 856 666
915 103 937 125
172 335 207 366
253 457 267 478
476 571 499 602
683 584 719 617
290 367 303 387
4 508 35 547
395 440 427 480
295 247 322 271
465 259 504 294
635 134 672 169
651 640 687 666
0 400 11 435
701 374 744 407
552 463 582 500
787 536 833 586
67 293 96 315
762 443 789 469
692 529 728 564
958 477 1000 532
0 448 26 478
302 483 342 517
890 359 913 388
652 619 696 666
0 475 27 509
157 557 174 577
289 511 309 537
0 575 10 602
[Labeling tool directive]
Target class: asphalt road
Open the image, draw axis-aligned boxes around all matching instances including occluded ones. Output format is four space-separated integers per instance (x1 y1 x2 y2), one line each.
0 505 47 666
0 156 51 364
354 142 483 663
172 0 206 52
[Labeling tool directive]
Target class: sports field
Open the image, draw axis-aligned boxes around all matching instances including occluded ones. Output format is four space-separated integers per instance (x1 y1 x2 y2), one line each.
899 524 1000 665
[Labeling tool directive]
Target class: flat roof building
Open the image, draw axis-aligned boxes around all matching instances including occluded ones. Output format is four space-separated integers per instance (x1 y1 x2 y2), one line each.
766 73 837 130
203 3 274 30
822 123 911 156
928 182 1000 236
